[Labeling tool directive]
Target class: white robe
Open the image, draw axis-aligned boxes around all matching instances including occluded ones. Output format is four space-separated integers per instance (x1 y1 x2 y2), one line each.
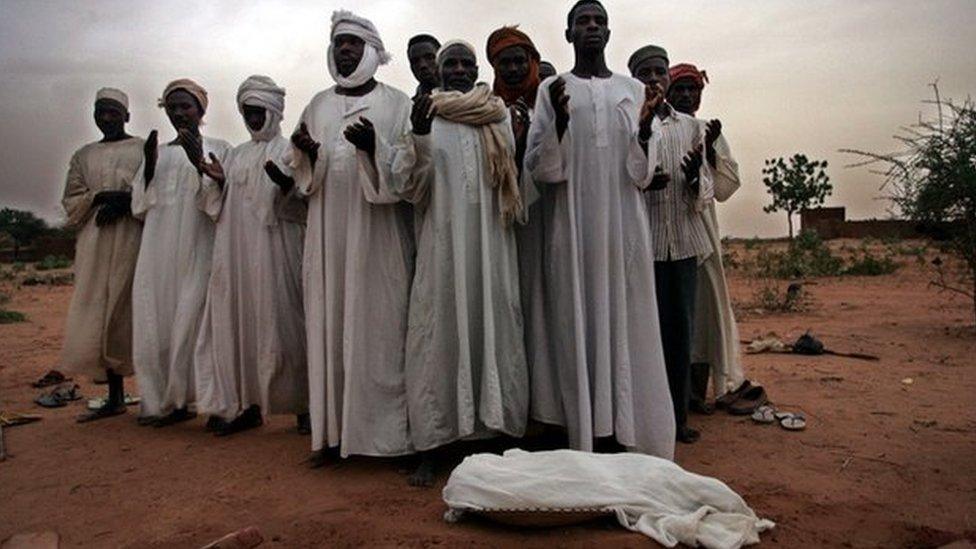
130 136 231 417
387 115 529 452
60 138 144 382
194 135 308 421
524 73 675 459
691 134 746 397
289 83 415 457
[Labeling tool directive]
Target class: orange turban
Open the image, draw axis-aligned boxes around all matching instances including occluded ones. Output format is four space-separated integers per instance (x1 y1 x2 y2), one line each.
486 26 541 108
668 63 709 90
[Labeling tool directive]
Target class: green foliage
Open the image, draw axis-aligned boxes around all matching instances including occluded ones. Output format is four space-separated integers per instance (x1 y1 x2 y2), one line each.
843 247 900 276
35 255 72 271
0 309 27 324
752 281 808 313
0 208 48 254
11 262 26 272
843 84 976 324
753 230 843 278
21 272 73 286
762 154 833 239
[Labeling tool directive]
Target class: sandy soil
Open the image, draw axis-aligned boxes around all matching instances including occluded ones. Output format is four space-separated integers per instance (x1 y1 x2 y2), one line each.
1 240 974 548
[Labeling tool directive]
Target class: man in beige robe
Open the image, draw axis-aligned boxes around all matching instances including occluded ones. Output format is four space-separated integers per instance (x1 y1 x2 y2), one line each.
60 88 144 422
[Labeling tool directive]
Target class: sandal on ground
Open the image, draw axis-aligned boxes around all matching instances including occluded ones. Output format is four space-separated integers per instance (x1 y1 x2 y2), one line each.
751 404 777 424
87 395 140 411
34 383 81 408
778 413 807 431
728 385 769 416
76 403 126 423
715 380 752 410
31 370 71 388
0 411 42 427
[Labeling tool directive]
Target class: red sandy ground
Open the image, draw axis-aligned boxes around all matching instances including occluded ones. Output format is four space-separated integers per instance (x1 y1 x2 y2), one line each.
1 240 974 548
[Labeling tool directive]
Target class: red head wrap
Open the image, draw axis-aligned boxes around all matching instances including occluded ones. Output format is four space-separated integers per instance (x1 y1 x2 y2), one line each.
486 26 541 108
668 63 709 90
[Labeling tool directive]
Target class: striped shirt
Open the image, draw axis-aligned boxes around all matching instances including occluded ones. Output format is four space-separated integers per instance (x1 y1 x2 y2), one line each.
645 106 714 262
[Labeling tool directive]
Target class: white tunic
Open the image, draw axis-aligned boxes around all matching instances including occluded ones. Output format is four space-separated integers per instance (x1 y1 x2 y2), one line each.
524 73 675 459
388 116 529 452
691 133 746 397
194 135 308 421
130 136 231 417
290 83 415 457
60 138 144 382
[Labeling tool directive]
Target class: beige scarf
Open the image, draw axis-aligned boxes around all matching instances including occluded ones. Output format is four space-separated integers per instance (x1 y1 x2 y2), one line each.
430 83 522 226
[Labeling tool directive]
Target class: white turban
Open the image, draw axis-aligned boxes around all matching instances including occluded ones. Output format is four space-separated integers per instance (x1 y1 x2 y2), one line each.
95 87 129 111
327 10 390 89
237 75 285 142
437 39 478 66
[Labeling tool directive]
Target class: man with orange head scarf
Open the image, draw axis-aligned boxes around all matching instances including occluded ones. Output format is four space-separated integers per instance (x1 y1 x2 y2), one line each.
486 26 542 108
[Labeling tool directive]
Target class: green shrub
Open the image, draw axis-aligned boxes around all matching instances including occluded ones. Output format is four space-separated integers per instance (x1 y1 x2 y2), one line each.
0 309 27 323
753 230 843 279
35 255 72 271
843 249 900 276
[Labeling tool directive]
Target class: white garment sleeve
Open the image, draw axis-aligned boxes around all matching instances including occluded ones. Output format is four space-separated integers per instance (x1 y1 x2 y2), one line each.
61 150 94 229
630 116 662 191
524 80 569 185
357 104 411 205
129 154 154 221
197 141 230 222
286 104 328 198
384 132 433 207
711 134 740 202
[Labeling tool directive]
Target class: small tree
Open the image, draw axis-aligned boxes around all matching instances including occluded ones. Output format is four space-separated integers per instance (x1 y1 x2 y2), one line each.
843 83 976 326
0 208 48 260
762 154 833 239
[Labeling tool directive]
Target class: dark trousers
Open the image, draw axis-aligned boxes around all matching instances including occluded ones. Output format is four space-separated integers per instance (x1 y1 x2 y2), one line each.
655 257 699 431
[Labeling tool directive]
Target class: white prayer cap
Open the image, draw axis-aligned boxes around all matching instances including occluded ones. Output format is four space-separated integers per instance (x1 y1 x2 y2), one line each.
95 87 129 111
437 39 478 67
330 10 391 65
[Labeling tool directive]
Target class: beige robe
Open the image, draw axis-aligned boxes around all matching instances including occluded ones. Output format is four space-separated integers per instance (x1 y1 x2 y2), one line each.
60 137 144 381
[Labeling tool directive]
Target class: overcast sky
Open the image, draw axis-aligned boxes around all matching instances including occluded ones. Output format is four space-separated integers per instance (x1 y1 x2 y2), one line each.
1 0 973 237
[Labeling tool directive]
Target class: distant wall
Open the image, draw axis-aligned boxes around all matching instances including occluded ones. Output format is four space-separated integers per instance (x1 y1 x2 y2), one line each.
0 235 76 263
800 207 922 239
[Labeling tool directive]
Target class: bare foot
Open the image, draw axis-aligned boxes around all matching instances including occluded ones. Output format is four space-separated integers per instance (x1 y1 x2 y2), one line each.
408 455 436 488
76 403 126 423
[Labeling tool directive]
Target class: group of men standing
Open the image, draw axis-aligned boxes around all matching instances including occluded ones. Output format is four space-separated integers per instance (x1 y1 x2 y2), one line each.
59 0 744 486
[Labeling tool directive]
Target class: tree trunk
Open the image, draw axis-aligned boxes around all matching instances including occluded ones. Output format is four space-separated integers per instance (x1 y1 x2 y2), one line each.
787 211 794 240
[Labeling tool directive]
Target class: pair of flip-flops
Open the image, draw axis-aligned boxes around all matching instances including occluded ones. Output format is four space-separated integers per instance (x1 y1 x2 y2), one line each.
715 380 769 416
34 383 81 408
751 404 806 431
31 370 72 389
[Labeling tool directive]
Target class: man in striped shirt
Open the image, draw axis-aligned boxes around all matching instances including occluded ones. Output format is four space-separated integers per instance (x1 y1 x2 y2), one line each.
629 45 716 444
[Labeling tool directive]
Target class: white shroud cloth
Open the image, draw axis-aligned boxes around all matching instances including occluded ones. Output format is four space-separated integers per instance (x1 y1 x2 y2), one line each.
130 136 231 417
194 135 308 420
60 137 144 382
289 83 415 457
524 73 675 458
385 114 529 452
443 449 775 549
692 133 746 397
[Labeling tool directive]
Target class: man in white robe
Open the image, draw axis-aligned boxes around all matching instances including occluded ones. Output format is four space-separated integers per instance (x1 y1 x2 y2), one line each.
193 75 309 436
387 40 529 486
61 88 144 423
666 63 747 406
283 11 415 466
524 0 676 458
131 79 231 427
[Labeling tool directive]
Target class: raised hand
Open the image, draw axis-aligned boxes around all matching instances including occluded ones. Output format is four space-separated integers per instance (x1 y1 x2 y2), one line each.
639 82 665 137
510 99 530 144
646 166 671 192
681 145 704 196
177 128 204 172
291 122 320 167
411 94 436 135
704 119 722 169
264 160 295 194
343 117 377 156
549 77 570 141
143 130 158 186
199 152 225 188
